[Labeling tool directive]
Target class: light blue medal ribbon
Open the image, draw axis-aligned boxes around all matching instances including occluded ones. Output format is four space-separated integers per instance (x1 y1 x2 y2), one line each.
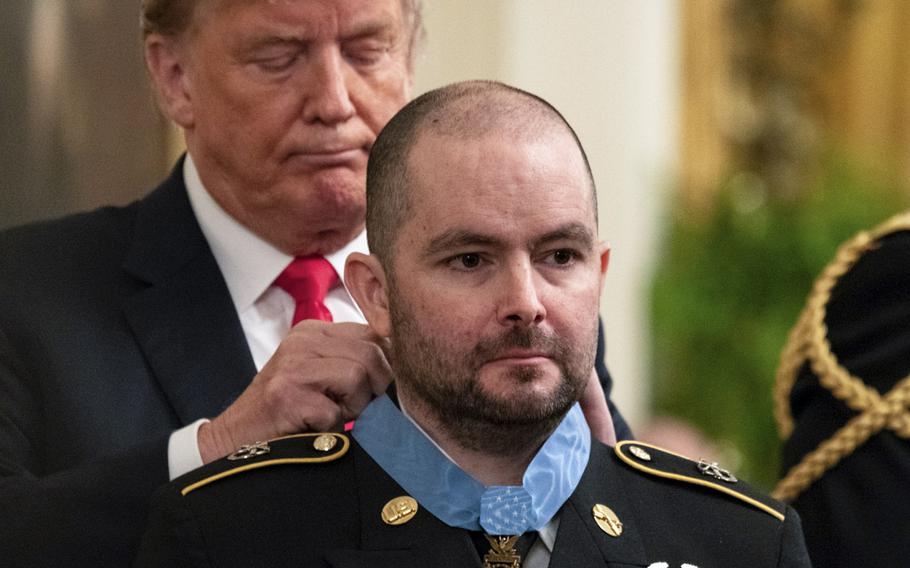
352 394 590 534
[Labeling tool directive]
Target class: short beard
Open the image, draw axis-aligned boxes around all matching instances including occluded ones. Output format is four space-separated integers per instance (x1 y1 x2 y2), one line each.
388 289 595 457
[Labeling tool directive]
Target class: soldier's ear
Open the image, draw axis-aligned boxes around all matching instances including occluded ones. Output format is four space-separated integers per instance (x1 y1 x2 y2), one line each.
596 241 610 293
144 33 195 129
344 253 392 337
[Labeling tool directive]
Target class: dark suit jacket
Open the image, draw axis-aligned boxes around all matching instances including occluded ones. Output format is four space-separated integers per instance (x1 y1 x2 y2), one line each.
136 435 810 567
0 159 257 566
0 159 629 566
782 228 910 568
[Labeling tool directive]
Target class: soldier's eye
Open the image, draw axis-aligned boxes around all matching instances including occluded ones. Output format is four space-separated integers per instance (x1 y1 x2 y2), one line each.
457 254 480 269
552 249 574 264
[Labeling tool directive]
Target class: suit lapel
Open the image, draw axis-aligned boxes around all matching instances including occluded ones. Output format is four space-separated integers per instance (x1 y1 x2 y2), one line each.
121 159 256 424
550 443 648 567
323 444 480 568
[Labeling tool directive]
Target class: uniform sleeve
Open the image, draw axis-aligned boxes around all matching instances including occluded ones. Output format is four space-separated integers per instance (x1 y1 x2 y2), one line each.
134 484 208 568
776 507 813 568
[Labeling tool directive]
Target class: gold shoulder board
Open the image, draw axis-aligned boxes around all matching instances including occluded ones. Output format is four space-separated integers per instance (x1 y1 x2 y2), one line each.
614 440 785 522
181 432 350 496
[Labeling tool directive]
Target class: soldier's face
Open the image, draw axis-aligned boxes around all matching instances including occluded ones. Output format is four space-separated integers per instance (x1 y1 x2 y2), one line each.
385 129 609 442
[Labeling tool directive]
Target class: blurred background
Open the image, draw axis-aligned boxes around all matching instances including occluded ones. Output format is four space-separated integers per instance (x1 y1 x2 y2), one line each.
2 0 909 489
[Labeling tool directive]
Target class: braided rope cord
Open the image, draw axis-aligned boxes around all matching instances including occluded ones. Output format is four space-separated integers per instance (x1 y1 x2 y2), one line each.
771 211 910 502
772 308 811 440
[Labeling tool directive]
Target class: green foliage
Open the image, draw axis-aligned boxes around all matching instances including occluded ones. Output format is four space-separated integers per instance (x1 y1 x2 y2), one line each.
649 154 909 489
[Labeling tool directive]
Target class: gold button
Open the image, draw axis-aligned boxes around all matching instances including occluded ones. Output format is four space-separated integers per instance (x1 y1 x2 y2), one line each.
313 434 337 452
381 496 419 526
592 503 623 537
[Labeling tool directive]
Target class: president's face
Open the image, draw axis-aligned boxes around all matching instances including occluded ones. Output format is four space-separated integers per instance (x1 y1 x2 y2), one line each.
172 0 412 255
387 129 610 443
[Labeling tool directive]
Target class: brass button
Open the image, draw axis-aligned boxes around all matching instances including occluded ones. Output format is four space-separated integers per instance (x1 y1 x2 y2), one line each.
313 434 337 452
381 496 419 526
592 503 623 537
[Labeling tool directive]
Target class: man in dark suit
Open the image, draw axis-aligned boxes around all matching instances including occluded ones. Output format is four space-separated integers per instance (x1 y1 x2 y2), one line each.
137 81 810 568
0 2 628 566
775 212 910 567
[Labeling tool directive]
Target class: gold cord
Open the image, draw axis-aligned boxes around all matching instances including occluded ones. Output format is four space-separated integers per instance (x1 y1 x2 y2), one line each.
771 211 910 502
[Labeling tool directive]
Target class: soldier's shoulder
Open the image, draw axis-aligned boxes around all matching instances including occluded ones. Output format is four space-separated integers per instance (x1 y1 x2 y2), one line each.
613 440 786 522
174 432 351 499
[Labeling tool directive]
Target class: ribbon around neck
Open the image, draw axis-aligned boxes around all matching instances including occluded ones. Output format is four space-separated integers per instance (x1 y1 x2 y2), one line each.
352 394 590 534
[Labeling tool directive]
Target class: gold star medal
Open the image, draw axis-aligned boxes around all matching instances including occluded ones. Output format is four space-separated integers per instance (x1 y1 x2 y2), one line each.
482 535 521 568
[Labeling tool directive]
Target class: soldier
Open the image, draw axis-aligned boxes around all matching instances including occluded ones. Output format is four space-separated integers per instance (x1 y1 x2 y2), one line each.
137 81 811 568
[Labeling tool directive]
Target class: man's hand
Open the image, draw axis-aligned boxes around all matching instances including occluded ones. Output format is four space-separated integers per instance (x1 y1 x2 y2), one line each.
579 368 617 446
198 321 393 463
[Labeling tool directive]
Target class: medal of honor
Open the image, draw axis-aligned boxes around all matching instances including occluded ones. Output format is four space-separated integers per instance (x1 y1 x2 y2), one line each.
482 534 521 568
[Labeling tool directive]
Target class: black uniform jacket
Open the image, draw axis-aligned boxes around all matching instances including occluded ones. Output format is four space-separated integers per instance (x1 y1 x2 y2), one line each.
783 227 910 567
0 158 629 566
137 435 811 567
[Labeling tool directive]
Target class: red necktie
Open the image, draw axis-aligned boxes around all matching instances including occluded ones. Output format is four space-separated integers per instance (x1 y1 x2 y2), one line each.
274 255 338 324
274 256 354 431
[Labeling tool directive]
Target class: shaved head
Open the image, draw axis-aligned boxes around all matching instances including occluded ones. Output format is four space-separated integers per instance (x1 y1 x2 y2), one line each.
366 80 597 266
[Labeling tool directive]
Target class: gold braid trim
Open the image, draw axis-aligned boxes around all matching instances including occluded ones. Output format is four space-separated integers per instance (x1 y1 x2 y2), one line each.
771 211 910 503
772 307 811 440
773 378 910 502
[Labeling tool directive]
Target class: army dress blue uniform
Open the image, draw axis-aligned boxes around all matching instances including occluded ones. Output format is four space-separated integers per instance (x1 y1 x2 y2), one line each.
0 157 630 567
137 396 811 567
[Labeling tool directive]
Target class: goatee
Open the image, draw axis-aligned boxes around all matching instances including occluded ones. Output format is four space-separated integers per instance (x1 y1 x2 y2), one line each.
389 296 595 456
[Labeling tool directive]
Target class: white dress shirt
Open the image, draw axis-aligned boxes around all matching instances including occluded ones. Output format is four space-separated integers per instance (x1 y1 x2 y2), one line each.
167 155 367 479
